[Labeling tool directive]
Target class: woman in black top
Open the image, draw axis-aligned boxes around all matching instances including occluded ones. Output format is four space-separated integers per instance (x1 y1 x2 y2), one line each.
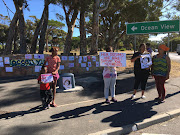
131 43 150 99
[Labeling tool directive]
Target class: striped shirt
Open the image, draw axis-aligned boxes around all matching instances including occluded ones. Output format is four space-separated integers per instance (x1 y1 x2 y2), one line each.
152 54 168 77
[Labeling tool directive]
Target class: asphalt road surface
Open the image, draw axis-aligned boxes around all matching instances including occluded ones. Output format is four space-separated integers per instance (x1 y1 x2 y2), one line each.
129 115 180 135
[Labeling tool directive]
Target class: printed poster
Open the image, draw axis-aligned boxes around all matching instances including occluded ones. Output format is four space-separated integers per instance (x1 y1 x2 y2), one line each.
35 66 42 72
0 62 4 67
69 63 74 68
86 67 89 71
60 65 64 70
140 54 152 69
87 56 91 60
99 52 126 67
61 56 68 61
96 62 100 67
83 56 87 62
69 56 74 61
79 56 82 63
41 73 54 83
62 77 72 90
88 62 92 67
5 67 13 72
25 54 32 59
34 54 44 59
4 57 10 64
0 57 3 62
92 56 96 61
81 63 86 67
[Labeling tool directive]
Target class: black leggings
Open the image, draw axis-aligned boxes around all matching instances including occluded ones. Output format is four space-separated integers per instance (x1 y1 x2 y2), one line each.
134 72 149 90
40 90 53 106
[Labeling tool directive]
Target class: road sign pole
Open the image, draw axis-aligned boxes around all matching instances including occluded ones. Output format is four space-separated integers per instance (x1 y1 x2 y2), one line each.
134 35 136 53
168 33 170 56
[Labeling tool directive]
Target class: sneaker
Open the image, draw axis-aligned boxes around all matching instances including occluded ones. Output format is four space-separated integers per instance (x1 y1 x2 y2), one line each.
47 104 50 109
105 99 110 104
111 98 117 102
131 94 136 99
141 95 146 99
159 100 165 103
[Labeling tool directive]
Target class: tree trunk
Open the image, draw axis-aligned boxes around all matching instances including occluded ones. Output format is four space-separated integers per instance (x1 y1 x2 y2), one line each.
63 4 79 55
38 0 49 54
30 8 46 54
46 30 49 52
80 3 87 55
90 0 99 54
64 25 74 55
13 22 18 53
18 6 26 54
4 12 18 54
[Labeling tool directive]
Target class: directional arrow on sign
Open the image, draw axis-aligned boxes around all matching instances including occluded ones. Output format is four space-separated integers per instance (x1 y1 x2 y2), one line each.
131 26 137 31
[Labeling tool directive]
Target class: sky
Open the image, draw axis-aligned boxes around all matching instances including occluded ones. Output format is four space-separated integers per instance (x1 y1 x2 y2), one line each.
0 0 176 41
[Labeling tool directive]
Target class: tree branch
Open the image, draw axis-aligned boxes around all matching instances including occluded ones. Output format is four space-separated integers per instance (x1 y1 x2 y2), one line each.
99 0 110 13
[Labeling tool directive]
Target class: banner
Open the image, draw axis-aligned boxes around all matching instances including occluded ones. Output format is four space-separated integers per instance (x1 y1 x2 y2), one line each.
99 52 126 67
140 54 152 69
10 59 45 67
41 73 54 83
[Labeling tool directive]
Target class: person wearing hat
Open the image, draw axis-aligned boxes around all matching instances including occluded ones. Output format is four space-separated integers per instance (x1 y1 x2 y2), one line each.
152 44 171 103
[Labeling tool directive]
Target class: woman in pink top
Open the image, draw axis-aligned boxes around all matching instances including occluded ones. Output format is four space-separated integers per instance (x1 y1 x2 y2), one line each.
44 47 61 107
103 46 117 103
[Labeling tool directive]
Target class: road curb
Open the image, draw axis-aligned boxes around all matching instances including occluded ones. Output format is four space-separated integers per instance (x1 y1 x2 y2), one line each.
88 109 180 135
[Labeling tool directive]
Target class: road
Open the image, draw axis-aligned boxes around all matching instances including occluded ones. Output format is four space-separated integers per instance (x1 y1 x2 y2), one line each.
129 116 180 135
152 52 180 63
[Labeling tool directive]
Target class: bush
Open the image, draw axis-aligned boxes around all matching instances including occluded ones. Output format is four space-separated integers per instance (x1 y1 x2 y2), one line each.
120 48 126 51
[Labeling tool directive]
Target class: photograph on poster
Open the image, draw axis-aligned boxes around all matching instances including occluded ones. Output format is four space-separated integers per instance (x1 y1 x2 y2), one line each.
62 77 72 90
140 54 152 69
99 52 126 67
41 73 54 83
87 56 91 60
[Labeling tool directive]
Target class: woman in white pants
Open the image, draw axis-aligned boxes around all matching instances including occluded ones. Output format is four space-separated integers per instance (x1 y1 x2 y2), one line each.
103 46 117 103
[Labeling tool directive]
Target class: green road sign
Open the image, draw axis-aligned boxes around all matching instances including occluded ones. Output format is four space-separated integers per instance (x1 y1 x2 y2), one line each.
126 20 180 35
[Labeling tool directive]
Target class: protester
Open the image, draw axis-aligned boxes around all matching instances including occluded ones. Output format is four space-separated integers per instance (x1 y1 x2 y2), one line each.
43 47 61 107
146 43 152 55
103 46 117 103
152 44 171 103
131 43 150 99
37 66 53 109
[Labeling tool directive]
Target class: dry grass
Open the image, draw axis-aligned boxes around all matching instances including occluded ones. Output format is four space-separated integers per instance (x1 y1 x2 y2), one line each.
170 60 180 78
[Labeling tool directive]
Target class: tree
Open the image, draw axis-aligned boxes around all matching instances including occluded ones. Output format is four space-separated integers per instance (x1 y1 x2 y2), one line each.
4 0 28 54
45 19 65 51
90 0 110 54
56 0 80 55
98 0 163 51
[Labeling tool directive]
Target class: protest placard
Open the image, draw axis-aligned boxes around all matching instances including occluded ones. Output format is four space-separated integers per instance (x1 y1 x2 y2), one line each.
140 54 152 69
99 52 126 67
41 73 54 83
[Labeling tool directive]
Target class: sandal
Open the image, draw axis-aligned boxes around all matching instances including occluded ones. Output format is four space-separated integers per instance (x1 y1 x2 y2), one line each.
50 103 58 107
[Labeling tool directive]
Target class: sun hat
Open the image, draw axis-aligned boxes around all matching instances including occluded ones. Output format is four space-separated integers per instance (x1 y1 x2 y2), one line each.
159 44 169 51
